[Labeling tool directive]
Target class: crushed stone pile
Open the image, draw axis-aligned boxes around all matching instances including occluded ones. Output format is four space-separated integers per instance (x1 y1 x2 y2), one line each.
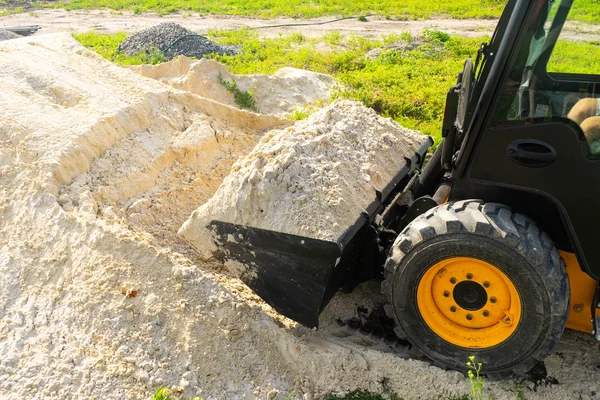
1 32 599 400
0 29 19 41
118 22 237 60
131 56 336 115
179 100 428 258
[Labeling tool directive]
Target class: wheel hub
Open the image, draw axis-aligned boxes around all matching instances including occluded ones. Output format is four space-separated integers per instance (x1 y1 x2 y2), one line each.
453 281 487 311
417 257 522 348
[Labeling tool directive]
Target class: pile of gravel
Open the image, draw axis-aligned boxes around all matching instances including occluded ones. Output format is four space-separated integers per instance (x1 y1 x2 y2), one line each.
0 29 19 42
118 22 238 60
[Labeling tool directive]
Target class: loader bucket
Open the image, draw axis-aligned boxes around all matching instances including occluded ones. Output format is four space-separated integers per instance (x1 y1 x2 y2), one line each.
204 137 433 328
209 216 368 328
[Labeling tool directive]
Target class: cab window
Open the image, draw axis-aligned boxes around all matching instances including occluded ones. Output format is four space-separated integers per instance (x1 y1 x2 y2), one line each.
492 0 600 157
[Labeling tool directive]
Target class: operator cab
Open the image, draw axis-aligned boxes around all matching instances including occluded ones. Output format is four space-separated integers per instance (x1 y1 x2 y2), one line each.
449 0 600 279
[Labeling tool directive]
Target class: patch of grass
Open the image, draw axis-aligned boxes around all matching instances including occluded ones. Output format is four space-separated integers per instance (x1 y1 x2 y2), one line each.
548 40 600 75
72 31 165 65
324 31 342 46
218 75 258 111
152 387 202 400
423 27 452 43
289 100 327 120
0 6 24 16
210 29 484 142
290 108 311 120
152 388 175 400
24 0 600 23
147 48 166 64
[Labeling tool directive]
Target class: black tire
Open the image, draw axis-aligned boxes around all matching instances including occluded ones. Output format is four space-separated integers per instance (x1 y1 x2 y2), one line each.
382 200 569 377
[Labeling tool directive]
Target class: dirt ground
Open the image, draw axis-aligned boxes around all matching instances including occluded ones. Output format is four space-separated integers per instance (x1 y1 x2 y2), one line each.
1 8 600 42
2 9 600 400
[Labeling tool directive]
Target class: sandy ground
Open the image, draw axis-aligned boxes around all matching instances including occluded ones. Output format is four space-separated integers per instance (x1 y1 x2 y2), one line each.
2 14 600 400
1 8 600 42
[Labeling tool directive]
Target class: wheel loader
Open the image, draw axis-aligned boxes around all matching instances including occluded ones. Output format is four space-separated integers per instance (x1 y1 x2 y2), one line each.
191 0 600 376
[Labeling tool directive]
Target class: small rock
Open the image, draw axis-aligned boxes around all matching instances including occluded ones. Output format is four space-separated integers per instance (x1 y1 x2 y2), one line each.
179 378 190 389
121 284 138 298
448 371 462 385
2 352 19 368
0 29 19 41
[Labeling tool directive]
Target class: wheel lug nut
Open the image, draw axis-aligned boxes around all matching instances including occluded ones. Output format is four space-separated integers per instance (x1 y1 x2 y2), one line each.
483 310 489 317
490 297 497 303
450 306 457 312
450 277 457 284
466 314 473 320
443 291 450 297
483 281 490 288
466 273 473 280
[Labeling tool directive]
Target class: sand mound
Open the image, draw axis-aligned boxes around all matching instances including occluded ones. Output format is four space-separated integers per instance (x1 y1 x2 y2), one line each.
131 56 336 115
0 32 462 400
1 32 598 400
179 100 428 258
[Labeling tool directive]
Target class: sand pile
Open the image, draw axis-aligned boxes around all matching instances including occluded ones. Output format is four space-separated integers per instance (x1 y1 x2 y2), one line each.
179 100 428 258
132 56 336 115
1 32 599 400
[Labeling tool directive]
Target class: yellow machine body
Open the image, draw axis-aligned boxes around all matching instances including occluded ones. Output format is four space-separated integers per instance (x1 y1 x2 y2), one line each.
563 251 598 334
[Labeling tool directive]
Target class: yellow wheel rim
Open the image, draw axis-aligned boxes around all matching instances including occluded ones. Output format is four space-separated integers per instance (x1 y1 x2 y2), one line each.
417 257 522 348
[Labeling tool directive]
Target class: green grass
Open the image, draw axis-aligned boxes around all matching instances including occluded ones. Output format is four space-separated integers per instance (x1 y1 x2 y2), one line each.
73 26 600 144
210 28 481 143
72 31 165 64
0 6 24 16
152 387 202 400
218 75 258 111
9 0 600 23
75 28 480 142
152 388 175 400
548 40 600 75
